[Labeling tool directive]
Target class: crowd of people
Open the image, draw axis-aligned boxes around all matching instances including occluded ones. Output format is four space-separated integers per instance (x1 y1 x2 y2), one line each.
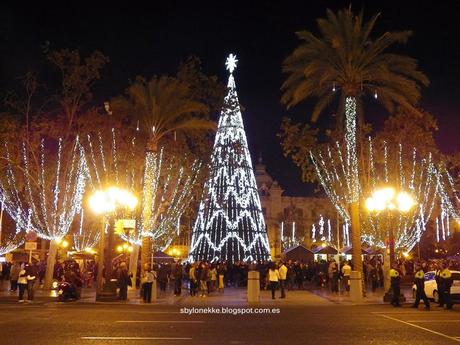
0 261 38 302
1 255 458 307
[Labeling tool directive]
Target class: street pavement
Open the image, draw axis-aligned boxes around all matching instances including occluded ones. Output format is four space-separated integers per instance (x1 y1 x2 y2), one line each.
1 282 460 344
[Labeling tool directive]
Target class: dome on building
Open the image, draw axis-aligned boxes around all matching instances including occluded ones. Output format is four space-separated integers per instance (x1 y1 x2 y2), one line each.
255 156 273 193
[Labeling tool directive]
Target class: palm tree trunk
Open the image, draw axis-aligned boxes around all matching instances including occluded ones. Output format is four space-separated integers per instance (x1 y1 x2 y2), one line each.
129 244 140 287
345 96 363 296
141 237 151 271
44 240 58 289
350 201 363 274
141 144 157 271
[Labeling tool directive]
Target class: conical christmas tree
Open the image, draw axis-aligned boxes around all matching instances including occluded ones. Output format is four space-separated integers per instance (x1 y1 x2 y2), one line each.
189 54 271 262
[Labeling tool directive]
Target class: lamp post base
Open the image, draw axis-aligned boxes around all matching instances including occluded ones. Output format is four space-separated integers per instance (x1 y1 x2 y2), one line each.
96 279 119 302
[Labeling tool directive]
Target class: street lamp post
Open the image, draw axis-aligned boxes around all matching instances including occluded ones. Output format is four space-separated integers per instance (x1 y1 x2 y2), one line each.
365 187 415 301
96 216 105 294
89 187 137 301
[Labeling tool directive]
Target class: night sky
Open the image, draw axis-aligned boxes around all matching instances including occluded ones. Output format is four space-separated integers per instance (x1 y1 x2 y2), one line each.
2 1 460 196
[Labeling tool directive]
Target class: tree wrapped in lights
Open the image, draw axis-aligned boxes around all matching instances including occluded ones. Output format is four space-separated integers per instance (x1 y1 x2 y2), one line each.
0 138 88 288
0 233 24 256
72 209 100 253
189 54 271 263
0 197 25 255
111 73 214 270
433 165 460 241
82 130 200 277
128 148 202 251
281 9 429 277
81 127 143 280
310 139 439 252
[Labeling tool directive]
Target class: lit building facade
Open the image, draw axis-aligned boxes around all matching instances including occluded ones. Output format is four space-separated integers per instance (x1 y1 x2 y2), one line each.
255 158 335 259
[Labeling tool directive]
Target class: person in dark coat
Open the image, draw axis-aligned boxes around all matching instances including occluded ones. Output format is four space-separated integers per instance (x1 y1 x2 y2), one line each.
390 264 401 307
116 262 131 300
369 263 379 292
438 261 453 310
199 263 209 297
412 263 430 310
174 262 183 296
158 264 168 292
9 262 20 292
25 262 38 302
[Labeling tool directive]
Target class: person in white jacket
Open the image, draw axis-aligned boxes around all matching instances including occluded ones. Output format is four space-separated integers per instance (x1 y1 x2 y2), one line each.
268 262 280 300
17 263 28 303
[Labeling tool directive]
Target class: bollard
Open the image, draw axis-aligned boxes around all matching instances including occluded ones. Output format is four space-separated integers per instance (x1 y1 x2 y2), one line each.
151 279 158 301
349 270 363 302
247 271 260 302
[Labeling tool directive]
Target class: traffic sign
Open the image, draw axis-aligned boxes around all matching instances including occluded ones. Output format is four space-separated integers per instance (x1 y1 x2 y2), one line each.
25 242 37 251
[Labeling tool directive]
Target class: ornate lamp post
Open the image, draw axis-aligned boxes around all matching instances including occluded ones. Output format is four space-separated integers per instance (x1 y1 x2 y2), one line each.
89 187 137 300
365 187 416 298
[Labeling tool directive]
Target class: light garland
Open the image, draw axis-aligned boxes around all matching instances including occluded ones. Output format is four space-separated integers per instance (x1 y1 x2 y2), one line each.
189 54 271 262
0 138 88 241
138 149 201 251
0 198 24 255
82 131 199 250
280 220 300 252
310 133 447 251
345 97 359 201
310 215 350 247
72 209 100 252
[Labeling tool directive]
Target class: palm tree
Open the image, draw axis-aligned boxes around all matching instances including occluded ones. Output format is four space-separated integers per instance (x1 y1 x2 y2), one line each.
281 8 428 288
113 75 214 151
112 75 215 274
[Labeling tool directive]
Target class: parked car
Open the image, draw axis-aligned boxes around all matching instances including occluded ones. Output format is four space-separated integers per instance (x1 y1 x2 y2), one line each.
412 270 460 302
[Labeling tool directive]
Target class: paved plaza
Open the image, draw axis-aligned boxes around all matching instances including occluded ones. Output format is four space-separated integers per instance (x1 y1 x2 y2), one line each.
1 282 459 344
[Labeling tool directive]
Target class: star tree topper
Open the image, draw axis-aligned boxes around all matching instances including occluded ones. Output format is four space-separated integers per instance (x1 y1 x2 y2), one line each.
225 53 238 73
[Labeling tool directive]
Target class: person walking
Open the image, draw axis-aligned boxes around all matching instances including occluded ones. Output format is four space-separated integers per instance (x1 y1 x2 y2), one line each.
268 262 280 300
189 263 197 296
25 262 38 302
370 263 379 292
341 261 352 292
390 264 401 307
210 265 217 293
9 262 20 292
278 261 287 299
438 261 453 310
435 263 444 308
217 264 226 293
141 265 156 303
157 264 168 292
199 263 209 297
17 263 27 303
116 262 131 301
174 262 183 296
330 261 339 293
412 263 430 310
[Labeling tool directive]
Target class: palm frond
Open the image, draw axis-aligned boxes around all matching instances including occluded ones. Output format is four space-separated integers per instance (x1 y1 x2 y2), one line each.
281 7 428 126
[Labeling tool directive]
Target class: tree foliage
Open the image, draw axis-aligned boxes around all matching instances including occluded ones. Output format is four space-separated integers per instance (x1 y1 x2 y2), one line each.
281 8 429 127
111 75 215 152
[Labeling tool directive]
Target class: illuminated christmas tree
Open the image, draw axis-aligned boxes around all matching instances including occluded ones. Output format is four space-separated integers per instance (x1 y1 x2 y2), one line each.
189 54 271 262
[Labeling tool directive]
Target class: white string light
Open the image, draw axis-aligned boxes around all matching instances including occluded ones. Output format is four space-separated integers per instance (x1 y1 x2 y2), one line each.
0 138 88 242
189 54 271 262
73 209 100 252
310 132 449 251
